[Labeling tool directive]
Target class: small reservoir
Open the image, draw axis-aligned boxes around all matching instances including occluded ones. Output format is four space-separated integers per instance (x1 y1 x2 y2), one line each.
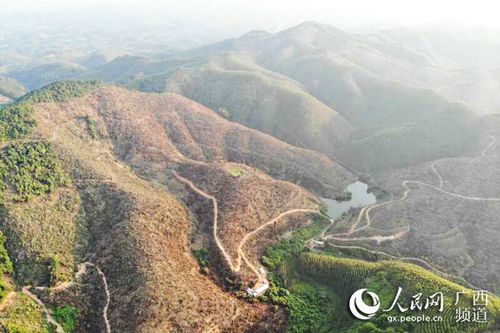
322 181 376 219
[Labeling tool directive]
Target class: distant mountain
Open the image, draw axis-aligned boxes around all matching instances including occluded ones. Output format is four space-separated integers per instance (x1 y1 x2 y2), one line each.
251 22 500 115
0 76 26 99
0 50 32 70
364 25 500 69
163 54 353 156
79 55 153 82
77 51 125 69
1 78 492 333
7 62 87 89
5 22 485 170
83 21 485 170
2 18 500 329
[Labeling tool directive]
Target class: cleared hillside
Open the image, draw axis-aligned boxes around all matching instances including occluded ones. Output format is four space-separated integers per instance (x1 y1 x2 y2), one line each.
0 82 353 332
294 252 500 333
87 85 352 197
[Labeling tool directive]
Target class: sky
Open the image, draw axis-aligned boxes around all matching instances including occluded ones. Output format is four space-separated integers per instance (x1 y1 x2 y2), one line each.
2 0 500 30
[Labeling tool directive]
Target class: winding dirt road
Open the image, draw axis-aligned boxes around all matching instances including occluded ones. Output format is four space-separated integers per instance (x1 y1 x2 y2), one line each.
330 137 500 241
324 134 500 286
325 243 480 291
482 135 496 157
327 228 409 245
3 262 111 333
173 134 499 293
330 181 413 239
22 286 65 333
83 262 112 333
173 171 324 284
173 171 238 272
237 208 323 282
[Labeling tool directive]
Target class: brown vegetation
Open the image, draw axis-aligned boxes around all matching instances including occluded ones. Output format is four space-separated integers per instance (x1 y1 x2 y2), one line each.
8 85 352 331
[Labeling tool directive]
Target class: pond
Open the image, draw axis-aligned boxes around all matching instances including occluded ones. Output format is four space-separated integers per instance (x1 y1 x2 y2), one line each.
322 181 376 219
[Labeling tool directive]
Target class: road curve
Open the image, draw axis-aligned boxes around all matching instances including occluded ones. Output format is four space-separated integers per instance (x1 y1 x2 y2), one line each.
327 228 408 245
325 243 480 291
237 208 322 282
482 135 496 157
84 262 112 333
22 286 65 333
33 261 111 333
407 180 500 201
324 138 500 291
173 171 238 272
173 171 324 284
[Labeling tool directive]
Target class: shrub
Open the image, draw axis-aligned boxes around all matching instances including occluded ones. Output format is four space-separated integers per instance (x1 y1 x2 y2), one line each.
227 165 246 177
20 80 101 104
84 115 98 139
0 142 69 201
3 322 30 333
51 304 77 333
193 248 209 268
0 102 35 141
0 80 100 142
262 217 329 269
47 256 64 287
0 231 13 275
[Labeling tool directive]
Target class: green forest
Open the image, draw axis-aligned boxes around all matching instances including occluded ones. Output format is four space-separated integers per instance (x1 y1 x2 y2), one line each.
261 220 500 333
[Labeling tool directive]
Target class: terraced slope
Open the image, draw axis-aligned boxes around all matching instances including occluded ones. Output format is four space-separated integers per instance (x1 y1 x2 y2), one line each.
262 223 500 333
327 126 500 294
293 253 500 333
1 80 492 332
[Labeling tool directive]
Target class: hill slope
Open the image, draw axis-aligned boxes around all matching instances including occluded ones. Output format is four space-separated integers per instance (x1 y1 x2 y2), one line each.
83 22 484 170
8 62 88 90
163 54 352 156
0 82 353 332
0 77 26 99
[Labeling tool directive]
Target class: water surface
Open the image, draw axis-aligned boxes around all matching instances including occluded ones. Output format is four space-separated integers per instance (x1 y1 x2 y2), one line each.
322 181 376 219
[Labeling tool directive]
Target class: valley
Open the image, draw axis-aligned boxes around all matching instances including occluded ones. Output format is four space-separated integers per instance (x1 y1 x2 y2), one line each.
0 82 352 332
1 14 500 333
323 129 500 294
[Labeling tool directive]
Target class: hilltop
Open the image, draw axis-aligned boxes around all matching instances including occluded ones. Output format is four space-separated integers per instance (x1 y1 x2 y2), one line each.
0 77 26 100
80 21 485 170
1 19 500 333
0 82 352 332
2 21 492 169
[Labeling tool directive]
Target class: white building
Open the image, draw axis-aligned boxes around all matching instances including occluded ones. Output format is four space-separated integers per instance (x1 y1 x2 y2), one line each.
312 240 325 248
246 279 270 297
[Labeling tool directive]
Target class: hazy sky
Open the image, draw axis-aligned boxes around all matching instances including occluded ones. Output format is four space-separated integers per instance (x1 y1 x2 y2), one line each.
3 0 500 30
